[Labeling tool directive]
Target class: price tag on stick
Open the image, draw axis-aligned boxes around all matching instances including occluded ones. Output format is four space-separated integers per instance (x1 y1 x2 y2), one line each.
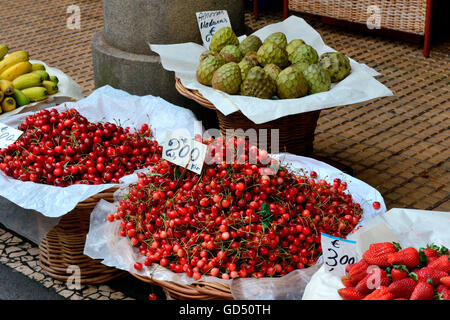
196 10 232 49
162 132 207 175
0 123 23 149
321 233 358 276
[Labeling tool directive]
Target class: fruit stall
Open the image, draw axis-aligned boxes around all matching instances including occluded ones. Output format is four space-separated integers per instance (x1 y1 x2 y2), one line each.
0 0 448 304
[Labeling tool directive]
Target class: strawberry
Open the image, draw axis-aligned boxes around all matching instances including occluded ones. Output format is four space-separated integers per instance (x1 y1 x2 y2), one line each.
427 255 450 273
436 284 450 300
341 275 354 288
415 267 448 286
440 276 450 287
420 247 439 264
388 277 417 299
355 268 390 294
362 286 395 300
390 265 409 281
346 259 369 284
387 247 420 269
338 287 366 300
345 263 355 273
362 242 397 268
410 281 434 300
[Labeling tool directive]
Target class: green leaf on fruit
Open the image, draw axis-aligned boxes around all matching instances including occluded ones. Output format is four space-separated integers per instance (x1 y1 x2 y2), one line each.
259 202 272 233
174 167 181 179
393 242 402 251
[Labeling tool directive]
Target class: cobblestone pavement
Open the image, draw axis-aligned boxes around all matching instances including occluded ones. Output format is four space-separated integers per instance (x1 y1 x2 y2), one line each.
0 1 448 300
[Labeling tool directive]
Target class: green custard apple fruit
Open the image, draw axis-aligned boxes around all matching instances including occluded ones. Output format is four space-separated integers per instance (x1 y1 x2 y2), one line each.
263 63 282 83
290 62 310 74
303 64 331 94
291 44 318 65
276 66 308 99
256 41 289 68
318 52 351 82
219 45 243 63
263 32 288 50
243 51 259 67
240 66 276 99
210 27 239 52
196 56 225 86
286 39 306 62
239 35 263 56
211 62 242 95
238 59 253 81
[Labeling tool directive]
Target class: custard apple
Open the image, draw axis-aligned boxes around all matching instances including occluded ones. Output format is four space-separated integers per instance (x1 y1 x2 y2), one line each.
291 44 318 65
210 27 239 52
303 64 331 94
239 35 263 56
220 45 243 63
257 42 289 68
240 66 276 99
318 52 351 82
276 66 308 99
263 32 287 50
211 62 242 95
196 56 225 86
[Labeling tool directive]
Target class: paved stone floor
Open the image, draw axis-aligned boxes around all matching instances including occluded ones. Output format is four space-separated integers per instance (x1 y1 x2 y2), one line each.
0 0 448 300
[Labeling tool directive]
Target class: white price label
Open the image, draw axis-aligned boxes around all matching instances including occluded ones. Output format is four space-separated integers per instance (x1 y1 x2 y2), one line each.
0 123 23 149
162 132 207 175
321 233 358 276
196 10 232 49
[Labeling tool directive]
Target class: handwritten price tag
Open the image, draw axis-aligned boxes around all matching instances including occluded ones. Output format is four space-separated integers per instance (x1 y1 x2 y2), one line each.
196 10 232 49
321 233 357 276
0 123 23 149
162 132 207 175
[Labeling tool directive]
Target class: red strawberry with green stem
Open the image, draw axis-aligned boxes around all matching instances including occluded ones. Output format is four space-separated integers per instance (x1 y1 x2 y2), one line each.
387 247 420 269
389 265 409 281
346 259 369 285
427 255 450 273
436 284 450 300
356 268 390 294
413 267 448 286
388 277 417 299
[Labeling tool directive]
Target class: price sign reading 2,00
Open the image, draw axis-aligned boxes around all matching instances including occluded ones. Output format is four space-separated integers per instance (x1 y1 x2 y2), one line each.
0 127 18 142
165 138 201 162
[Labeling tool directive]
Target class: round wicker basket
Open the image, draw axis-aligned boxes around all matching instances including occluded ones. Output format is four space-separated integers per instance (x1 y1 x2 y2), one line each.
39 187 126 284
130 272 233 300
175 77 321 156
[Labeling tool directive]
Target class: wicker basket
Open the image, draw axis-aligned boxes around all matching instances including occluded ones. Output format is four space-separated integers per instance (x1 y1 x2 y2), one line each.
130 272 233 300
288 0 428 35
39 187 126 284
175 78 321 156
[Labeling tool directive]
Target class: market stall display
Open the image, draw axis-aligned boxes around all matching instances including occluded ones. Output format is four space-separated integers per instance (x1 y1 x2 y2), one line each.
84 150 386 299
0 46 83 119
151 16 393 155
0 86 199 284
302 208 450 300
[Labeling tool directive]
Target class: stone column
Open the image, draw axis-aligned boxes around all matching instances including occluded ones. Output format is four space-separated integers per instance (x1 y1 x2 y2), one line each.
92 0 245 129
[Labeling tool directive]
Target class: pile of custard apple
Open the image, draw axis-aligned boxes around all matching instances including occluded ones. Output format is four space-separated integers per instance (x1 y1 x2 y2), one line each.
196 27 351 99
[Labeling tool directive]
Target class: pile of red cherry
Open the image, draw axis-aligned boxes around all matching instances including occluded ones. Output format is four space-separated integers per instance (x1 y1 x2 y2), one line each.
0 108 162 186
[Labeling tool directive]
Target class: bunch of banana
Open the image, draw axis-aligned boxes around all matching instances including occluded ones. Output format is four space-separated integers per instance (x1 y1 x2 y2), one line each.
0 45 60 115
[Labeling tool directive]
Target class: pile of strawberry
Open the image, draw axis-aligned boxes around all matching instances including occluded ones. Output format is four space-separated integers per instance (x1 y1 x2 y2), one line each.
338 242 450 300
0 108 162 186
109 136 364 280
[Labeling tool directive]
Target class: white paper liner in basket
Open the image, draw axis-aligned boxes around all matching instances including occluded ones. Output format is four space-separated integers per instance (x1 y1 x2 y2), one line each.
0 59 84 120
302 208 450 300
150 15 394 125
85 153 386 300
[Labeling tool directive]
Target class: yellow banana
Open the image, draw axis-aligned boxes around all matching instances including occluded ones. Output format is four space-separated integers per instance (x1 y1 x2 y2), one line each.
49 75 59 84
42 80 58 95
31 63 45 71
0 90 4 102
0 61 32 81
0 45 9 60
0 79 14 95
0 50 29 74
1 97 16 112
12 73 42 90
21 87 48 102
31 70 49 80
